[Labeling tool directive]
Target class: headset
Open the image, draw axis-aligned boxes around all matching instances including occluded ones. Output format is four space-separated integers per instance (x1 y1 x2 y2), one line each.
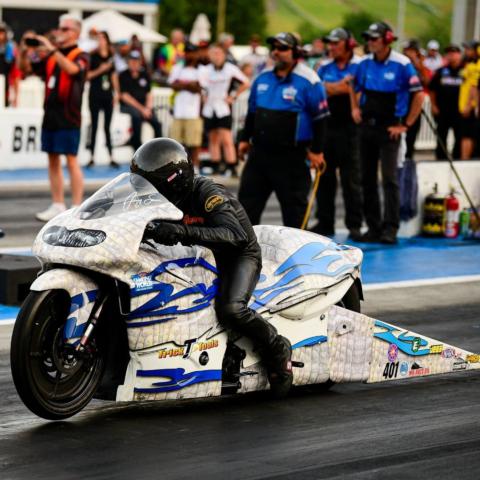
379 22 396 44
344 29 358 50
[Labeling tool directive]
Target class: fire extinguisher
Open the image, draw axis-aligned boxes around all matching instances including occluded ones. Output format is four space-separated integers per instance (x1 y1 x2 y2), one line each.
445 190 460 238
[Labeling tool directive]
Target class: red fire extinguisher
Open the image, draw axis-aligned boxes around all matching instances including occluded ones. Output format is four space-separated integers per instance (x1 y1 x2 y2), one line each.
445 190 460 238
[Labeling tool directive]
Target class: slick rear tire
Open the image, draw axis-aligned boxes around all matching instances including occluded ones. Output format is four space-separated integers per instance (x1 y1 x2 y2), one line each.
10 290 106 420
337 282 361 313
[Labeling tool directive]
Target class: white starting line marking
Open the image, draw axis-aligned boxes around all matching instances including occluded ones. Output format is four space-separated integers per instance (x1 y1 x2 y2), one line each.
0 246 32 255
364 274 480 291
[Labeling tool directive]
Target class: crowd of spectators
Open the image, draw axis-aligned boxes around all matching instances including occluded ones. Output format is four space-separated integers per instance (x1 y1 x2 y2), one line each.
1 14 480 238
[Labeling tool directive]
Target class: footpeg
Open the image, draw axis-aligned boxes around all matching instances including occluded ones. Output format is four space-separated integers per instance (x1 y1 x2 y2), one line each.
292 361 304 368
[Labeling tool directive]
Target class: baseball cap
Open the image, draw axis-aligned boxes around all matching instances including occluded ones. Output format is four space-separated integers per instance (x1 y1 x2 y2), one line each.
128 50 142 60
403 39 420 52
444 44 461 53
462 40 480 50
362 22 396 40
266 32 298 48
323 28 350 43
427 39 440 50
0 22 8 32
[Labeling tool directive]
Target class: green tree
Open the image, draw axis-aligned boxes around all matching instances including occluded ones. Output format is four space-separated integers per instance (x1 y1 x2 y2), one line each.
417 11 451 50
342 10 377 43
158 0 267 44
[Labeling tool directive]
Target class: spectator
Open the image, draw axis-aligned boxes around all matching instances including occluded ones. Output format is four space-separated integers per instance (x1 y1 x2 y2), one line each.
130 34 148 70
86 30 120 168
311 28 363 241
459 41 480 159
306 37 326 70
153 29 185 81
0 22 19 107
429 45 463 160
19 14 89 222
218 32 237 65
462 40 479 64
402 39 432 160
201 43 249 175
168 42 203 169
113 40 130 73
424 40 444 71
79 27 99 53
238 32 329 228
119 50 162 151
196 40 211 66
240 34 267 77
352 22 424 244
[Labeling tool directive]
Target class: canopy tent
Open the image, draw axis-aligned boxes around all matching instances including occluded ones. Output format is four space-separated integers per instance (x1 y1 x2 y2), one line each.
81 10 167 44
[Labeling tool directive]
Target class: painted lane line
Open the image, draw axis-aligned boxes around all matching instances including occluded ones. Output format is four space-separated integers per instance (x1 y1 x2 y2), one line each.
364 274 480 291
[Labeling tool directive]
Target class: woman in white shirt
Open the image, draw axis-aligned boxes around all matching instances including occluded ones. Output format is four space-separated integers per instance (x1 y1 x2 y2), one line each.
201 44 250 175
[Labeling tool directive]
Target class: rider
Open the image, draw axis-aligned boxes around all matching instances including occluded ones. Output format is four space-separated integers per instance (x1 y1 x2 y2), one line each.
132 137 293 397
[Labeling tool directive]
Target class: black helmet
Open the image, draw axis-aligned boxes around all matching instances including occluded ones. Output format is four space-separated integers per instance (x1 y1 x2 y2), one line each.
130 138 194 206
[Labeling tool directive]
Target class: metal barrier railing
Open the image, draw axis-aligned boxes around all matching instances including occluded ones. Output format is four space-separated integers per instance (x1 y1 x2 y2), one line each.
9 77 438 151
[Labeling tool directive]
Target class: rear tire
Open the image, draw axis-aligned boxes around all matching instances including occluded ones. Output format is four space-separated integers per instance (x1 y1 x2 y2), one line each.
10 290 106 420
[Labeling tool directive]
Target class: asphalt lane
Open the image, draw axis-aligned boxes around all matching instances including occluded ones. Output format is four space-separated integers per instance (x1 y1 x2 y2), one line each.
1 282 479 480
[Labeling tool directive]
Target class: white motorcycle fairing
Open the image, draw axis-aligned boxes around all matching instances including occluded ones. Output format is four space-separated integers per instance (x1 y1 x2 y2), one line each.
29 173 480 404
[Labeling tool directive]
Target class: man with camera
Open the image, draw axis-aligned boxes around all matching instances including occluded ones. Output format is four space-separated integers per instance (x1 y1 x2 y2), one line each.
19 15 89 222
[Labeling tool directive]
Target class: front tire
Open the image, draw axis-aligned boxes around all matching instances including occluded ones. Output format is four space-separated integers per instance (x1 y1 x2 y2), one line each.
10 290 106 420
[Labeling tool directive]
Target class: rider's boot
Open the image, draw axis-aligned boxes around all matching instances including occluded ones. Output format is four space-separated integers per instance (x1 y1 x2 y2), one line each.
236 315 293 398
266 335 293 399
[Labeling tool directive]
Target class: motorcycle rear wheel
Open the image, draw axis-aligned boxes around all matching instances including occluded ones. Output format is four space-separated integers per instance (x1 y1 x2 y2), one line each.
10 290 106 420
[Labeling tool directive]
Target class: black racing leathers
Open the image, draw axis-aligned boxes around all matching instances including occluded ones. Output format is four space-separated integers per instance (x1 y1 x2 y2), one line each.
174 176 280 358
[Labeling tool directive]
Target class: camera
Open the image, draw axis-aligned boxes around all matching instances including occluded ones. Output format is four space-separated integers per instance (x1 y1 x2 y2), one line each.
25 37 40 47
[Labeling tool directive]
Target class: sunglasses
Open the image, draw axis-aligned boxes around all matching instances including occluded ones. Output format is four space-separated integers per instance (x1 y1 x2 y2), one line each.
366 36 382 42
59 26 76 32
270 44 291 52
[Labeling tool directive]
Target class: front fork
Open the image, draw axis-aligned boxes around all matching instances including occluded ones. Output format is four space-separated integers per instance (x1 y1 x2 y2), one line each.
75 295 108 353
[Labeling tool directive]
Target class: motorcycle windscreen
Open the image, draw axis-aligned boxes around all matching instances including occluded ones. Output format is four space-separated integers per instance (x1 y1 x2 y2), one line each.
75 173 174 220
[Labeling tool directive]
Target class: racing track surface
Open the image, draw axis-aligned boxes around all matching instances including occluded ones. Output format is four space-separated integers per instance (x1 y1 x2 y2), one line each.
1 283 480 480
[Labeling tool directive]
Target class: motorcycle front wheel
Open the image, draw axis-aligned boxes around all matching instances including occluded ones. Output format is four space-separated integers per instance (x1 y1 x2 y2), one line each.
10 290 106 420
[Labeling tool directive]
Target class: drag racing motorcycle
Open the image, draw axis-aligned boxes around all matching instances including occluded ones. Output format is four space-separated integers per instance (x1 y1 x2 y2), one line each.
11 173 480 420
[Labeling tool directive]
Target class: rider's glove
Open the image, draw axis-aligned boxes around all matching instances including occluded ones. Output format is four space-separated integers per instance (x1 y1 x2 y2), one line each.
144 221 187 246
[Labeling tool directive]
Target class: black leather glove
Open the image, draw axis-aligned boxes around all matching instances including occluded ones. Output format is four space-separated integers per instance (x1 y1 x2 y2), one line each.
143 221 187 246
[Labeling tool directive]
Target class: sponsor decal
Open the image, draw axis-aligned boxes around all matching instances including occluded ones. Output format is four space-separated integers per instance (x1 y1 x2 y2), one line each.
400 361 409 376
409 362 430 377
132 272 155 292
409 75 420 85
441 348 456 359
158 338 219 360
409 367 430 377
282 85 297 101
205 195 224 212
411 337 422 353
466 354 480 364
183 214 204 225
387 343 399 362
453 359 468 371
257 83 269 93
430 344 444 354
384 71 395 80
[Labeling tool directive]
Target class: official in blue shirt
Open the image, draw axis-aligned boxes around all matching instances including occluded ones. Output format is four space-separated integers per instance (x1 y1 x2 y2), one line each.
238 32 329 228
352 22 424 244
311 27 363 241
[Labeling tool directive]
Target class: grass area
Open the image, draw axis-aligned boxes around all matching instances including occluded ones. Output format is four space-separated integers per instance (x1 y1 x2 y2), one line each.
266 0 453 42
